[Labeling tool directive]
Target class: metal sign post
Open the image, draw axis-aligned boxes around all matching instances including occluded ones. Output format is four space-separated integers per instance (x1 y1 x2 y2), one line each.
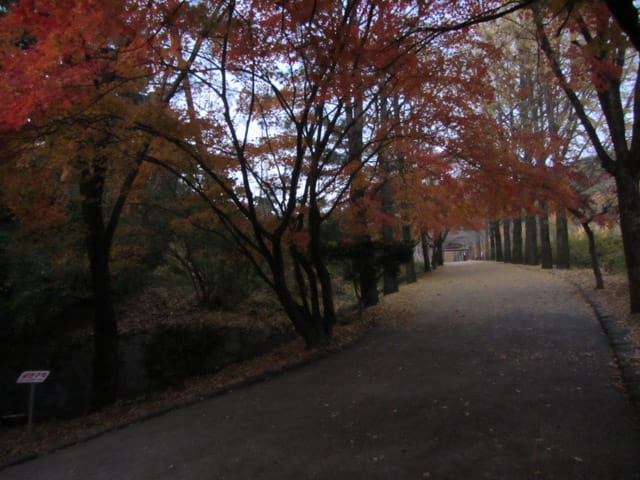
16 370 50 435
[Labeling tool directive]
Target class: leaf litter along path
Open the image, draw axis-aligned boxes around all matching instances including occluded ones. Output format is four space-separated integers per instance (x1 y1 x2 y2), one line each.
3 262 640 479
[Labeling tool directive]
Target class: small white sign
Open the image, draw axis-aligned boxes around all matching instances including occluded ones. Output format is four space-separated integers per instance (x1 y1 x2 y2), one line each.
16 371 50 384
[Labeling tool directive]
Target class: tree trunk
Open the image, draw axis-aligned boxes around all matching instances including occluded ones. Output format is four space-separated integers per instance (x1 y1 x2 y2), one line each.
346 98 378 307
431 240 438 270
80 167 118 410
539 203 553 269
525 214 538 265
403 224 417 283
615 170 640 312
420 230 431 272
432 234 445 268
382 222 399 294
356 238 379 307
512 217 523 264
493 220 504 262
555 208 570 269
273 276 327 346
315 260 335 335
379 96 398 295
489 224 496 261
437 232 446 266
582 221 604 290
503 217 512 263
485 229 490 259
273 232 331 346
309 204 336 335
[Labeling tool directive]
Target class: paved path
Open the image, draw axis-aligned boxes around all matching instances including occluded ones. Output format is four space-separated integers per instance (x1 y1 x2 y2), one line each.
2 262 640 479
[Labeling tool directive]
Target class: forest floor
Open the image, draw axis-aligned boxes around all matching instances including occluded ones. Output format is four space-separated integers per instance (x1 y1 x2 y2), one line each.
1 263 639 469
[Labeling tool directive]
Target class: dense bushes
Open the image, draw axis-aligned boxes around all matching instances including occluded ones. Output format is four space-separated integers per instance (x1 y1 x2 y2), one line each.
569 233 625 273
1 223 91 339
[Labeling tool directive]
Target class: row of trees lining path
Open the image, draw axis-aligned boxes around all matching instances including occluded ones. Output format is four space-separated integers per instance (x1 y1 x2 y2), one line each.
1 0 638 409
480 206 611 290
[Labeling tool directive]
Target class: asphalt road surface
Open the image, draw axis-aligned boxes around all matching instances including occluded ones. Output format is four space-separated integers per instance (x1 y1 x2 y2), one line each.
2 262 640 479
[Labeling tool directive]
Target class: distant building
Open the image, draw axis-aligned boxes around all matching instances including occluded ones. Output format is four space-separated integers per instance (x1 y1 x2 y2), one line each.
443 230 482 262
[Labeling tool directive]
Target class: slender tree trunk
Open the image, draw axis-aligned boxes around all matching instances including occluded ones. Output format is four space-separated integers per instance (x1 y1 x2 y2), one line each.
489 224 496 260
615 170 640 312
315 261 335 334
380 97 398 295
273 272 326 346
382 221 398 294
356 238 379 307
291 247 314 317
403 224 416 283
432 234 445 268
484 228 490 260
582 221 604 290
512 217 523 264
525 214 538 265
493 220 504 262
437 232 446 266
420 230 431 272
431 237 439 270
347 100 378 307
275 234 332 346
539 203 553 269
309 203 335 335
556 208 570 269
502 217 511 263
80 167 118 410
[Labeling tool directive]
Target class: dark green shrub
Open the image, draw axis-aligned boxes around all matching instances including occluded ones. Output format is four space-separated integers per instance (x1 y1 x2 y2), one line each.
569 236 591 269
327 239 413 283
2 226 90 339
569 232 625 273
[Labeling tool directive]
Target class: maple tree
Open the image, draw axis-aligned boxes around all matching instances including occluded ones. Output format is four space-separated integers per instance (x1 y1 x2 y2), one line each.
0 0 219 407
532 1 640 313
141 0 423 344
567 155 618 289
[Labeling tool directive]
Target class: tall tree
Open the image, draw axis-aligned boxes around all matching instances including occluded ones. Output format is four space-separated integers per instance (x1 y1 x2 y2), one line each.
534 1 640 312
379 97 400 295
568 155 618 288
539 202 553 269
503 217 512 263
142 0 451 345
0 0 218 407
512 217 524 263
556 208 570 268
